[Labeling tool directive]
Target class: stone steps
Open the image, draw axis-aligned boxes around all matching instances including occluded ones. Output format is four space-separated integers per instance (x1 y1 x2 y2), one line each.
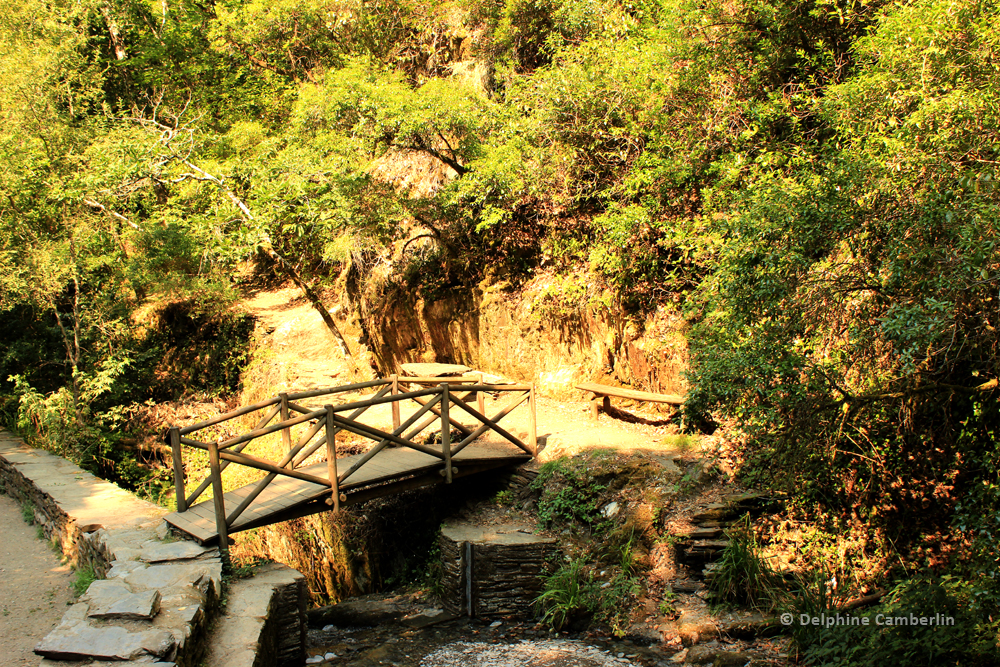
674 491 784 581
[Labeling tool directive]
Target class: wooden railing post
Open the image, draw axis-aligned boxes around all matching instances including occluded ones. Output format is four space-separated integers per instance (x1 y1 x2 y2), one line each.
208 439 229 561
279 392 292 453
477 372 486 419
169 427 186 513
441 384 452 483
391 374 400 431
528 383 538 456
324 406 341 511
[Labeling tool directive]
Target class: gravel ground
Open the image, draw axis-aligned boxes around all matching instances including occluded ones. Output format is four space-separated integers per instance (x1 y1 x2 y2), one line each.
421 640 639 667
0 492 76 666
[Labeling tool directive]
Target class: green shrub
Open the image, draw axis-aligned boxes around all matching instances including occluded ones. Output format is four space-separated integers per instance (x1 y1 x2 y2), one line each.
535 559 597 630
799 577 1000 667
535 556 640 635
20 501 35 525
493 490 515 506
71 566 97 597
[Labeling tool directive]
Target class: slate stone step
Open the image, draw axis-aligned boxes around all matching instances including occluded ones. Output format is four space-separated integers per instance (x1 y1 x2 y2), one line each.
34 604 176 661
672 580 705 594
677 526 724 540
718 612 782 639
680 539 730 568
84 580 161 621
690 503 730 523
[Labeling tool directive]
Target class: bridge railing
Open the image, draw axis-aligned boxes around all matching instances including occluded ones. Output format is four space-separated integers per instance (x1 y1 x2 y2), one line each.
166 376 536 550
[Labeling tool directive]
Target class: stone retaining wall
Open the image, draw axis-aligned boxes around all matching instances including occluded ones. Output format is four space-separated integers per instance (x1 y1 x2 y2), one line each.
207 563 308 667
0 430 306 667
0 434 167 578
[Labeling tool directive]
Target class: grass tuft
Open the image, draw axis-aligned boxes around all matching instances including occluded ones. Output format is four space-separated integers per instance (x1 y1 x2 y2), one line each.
20 501 35 525
71 566 97 597
709 514 780 610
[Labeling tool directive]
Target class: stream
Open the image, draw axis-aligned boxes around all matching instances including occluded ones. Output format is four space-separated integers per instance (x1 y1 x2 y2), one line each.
306 613 674 667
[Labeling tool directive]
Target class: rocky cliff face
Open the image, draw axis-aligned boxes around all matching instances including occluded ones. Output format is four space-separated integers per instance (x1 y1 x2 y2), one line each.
352 277 688 399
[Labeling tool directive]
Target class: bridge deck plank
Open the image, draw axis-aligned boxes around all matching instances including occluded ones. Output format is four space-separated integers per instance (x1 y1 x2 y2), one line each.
165 441 528 544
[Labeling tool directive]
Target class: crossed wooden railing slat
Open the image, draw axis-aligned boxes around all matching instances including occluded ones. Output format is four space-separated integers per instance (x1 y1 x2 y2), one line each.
167 375 536 553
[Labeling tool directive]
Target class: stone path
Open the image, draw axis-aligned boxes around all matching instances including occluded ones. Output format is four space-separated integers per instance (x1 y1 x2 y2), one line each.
0 432 225 666
0 492 76 666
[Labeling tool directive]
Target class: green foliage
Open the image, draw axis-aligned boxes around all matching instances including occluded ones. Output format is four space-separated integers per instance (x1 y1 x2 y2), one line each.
210 0 415 79
493 489 514 506
417 539 444 598
20 500 35 525
536 558 594 630
0 0 996 603
530 456 608 527
535 556 641 635
686 0 1000 561
657 590 677 616
796 577 1000 667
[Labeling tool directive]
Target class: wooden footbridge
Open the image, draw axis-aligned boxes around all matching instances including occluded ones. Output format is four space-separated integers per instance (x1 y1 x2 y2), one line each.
164 376 536 551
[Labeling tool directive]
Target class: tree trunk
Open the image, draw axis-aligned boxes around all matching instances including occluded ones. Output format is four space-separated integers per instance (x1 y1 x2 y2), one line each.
100 4 128 60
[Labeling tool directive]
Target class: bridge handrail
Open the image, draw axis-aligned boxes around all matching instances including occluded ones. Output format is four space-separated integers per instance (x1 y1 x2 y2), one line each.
166 377 536 555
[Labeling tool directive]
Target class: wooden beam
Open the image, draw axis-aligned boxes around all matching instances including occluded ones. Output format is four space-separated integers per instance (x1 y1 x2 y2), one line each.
391 374 400 431
327 386 442 413
279 393 292 453
575 381 684 405
182 438 332 487
178 397 281 435
183 403 275 509
338 396 446 483
449 392 530 455
286 378 390 401
442 384 452 484
410 392 475 438
290 385 392 468
397 375 481 385
214 409 325 450
528 383 537 456
224 417 326 526
325 406 340 512
328 413 446 459
450 391 531 456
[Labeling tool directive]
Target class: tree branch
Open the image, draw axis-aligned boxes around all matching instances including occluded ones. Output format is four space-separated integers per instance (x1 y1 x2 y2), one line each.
410 136 469 176
83 198 140 229
400 233 437 256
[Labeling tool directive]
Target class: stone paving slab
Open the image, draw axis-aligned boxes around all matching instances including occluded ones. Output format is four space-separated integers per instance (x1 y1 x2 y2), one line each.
35 620 175 661
0 436 166 530
85 581 162 620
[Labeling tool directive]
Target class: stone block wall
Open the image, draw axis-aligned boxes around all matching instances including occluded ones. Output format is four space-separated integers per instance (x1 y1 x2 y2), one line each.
439 522 556 619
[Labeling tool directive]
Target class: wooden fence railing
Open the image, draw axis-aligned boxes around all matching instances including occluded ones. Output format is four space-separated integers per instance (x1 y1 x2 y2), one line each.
166 375 536 550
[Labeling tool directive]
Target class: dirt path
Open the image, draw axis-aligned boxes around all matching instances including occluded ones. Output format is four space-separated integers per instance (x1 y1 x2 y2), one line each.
0 493 76 666
242 285 363 392
239 286 725 462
